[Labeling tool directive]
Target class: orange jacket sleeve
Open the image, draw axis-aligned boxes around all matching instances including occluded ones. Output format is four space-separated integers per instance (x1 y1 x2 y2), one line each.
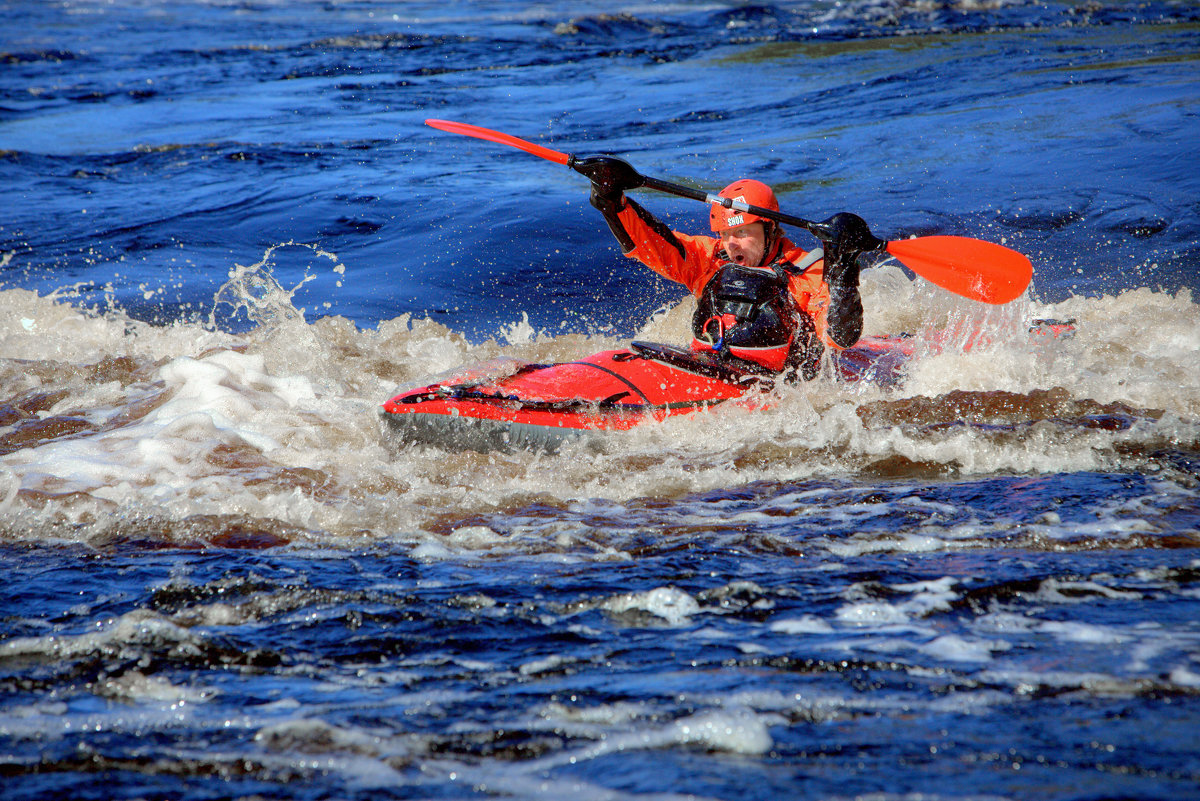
615 203 721 295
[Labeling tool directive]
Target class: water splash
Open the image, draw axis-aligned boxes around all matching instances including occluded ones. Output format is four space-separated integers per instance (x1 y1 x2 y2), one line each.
500 312 539 345
210 242 346 332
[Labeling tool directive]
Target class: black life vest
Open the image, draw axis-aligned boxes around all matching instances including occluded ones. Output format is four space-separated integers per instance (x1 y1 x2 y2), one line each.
691 249 823 377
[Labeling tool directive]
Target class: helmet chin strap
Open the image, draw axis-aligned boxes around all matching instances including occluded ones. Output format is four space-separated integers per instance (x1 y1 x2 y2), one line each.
757 221 782 267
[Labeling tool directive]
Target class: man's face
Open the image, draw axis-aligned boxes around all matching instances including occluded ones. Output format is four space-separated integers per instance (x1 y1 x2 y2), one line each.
719 221 767 267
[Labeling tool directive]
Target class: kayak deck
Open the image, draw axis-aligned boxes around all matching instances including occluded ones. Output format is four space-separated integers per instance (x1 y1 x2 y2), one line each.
380 343 767 452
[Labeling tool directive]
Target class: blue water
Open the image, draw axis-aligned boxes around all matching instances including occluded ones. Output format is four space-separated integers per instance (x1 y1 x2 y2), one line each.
2 1 1199 799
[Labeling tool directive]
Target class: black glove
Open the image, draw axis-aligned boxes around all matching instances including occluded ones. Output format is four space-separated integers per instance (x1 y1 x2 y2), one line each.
817 212 883 289
572 155 643 210
589 182 624 216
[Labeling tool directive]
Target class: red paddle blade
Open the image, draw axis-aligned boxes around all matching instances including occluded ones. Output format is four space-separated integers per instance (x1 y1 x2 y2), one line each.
425 119 570 165
886 236 1033 305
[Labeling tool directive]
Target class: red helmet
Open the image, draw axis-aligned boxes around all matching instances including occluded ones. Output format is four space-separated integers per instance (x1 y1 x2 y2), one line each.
709 179 778 233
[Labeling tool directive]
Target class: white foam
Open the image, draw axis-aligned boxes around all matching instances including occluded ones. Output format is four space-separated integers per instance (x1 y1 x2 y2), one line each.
1035 579 1143 604
445 525 505 548
919 634 1008 663
540 706 773 764
96 670 214 705
835 601 912 627
825 532 949 557
0 609 196 661
254 718 388 756
1 282 1197 549
518 654 574 676
539 700 651 730
174 601 246 627
1169 665 1200 687
836 576 958 629
602 586 700 627
407 540 458 560
768 615 834 635
977 668 1162 697
973 611 1040 634
1037 620 1128 644
670 708 772 755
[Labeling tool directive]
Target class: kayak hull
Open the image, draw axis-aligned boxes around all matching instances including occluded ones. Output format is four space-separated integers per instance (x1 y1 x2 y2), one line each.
382 406 597 453
379 338 918 453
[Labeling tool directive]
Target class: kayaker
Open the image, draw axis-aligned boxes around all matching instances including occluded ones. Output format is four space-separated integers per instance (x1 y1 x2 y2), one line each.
583 158 865 380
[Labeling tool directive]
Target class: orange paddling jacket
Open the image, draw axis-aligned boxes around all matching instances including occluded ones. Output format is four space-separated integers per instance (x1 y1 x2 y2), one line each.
611 199 862 378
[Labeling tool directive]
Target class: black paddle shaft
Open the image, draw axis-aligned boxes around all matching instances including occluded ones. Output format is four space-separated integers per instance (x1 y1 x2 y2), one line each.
640 175 886 254
568 154 885 253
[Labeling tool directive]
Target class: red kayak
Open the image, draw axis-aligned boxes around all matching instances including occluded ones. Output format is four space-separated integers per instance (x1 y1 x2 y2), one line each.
380 337 915 452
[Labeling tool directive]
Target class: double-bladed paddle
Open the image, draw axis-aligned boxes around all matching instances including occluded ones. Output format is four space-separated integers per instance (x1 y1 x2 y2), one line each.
425 119 1032 305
